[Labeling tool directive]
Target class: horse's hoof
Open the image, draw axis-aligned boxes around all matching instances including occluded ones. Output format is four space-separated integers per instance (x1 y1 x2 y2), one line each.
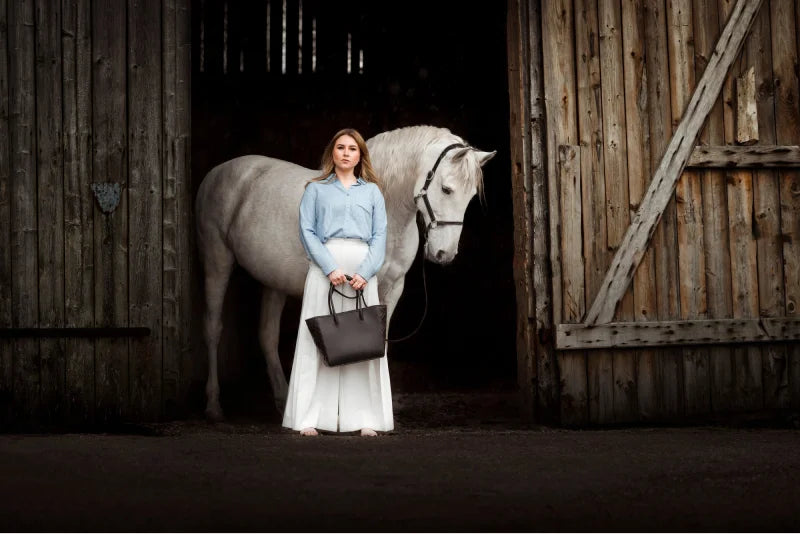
205 405 225 422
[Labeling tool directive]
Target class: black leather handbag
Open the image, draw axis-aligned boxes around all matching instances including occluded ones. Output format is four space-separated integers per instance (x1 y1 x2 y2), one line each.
305 278 387 367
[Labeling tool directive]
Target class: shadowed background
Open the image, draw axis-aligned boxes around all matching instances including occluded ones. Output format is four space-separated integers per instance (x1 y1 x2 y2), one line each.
191 0 515 416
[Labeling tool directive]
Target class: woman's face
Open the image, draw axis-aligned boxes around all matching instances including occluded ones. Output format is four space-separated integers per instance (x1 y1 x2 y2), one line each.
332 134 360 173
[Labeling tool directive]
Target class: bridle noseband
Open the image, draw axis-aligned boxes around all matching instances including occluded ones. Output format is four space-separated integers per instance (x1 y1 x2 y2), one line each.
414 143 470 239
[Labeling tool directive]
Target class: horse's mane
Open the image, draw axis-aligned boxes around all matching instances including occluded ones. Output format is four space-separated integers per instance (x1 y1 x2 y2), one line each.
366 125 484 210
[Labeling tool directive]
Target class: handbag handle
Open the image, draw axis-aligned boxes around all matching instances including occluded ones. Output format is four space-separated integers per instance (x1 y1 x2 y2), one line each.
328 275 368 324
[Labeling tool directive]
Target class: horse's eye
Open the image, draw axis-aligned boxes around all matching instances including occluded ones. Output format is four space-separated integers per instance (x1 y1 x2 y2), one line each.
441 186 453 195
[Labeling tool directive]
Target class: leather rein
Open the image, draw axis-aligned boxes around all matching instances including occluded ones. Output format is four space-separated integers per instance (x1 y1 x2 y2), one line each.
333 142 471 343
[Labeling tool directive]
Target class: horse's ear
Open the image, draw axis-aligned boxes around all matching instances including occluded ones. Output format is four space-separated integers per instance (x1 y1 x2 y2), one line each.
474 150 496 167
452 147 471 161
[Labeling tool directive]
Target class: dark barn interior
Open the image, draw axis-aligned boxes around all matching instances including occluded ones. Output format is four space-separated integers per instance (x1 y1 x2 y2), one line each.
190 0 516 416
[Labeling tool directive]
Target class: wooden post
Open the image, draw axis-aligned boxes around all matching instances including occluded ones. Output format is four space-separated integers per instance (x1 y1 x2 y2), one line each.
507 0 536 420
527 0 558 424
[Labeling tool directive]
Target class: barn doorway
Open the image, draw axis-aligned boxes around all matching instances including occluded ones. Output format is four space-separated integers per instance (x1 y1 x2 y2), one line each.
190 0 516 419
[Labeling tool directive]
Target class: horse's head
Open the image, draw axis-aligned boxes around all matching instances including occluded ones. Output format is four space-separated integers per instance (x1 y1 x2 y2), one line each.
415 143 496 264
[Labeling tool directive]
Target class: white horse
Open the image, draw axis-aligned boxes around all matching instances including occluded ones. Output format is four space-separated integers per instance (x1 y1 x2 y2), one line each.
195 125 495 420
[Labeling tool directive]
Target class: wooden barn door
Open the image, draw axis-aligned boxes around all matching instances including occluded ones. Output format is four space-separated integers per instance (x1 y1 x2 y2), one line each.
510 0 800 425
0 0 192 426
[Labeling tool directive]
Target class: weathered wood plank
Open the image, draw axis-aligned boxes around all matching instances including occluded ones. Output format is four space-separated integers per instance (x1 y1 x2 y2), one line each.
584 0 764 326
36 0 65 424
163 0 181 419
63 0 94 426
667 0 708 323
621 0 657 421
557 318 800 350
671 0 707 418
695 0 730 417
526 0 558 424
506 0 535 420
0 0 12 424
746 4 783 410
646 0 682 418
572 0 611 425
762 0 796 410
9 0 40 422
176 0 194 414
575 0 607 314
129 0 163 421
541 0 578 327
712 0 743 414
558 144 589 424
687 145 800 167
571 1 602 427
571 0 602 426
597 0 635 423
558 145 584 322
93 0 129 424
780 0 800 410
727 170 763 410
736 67 758 144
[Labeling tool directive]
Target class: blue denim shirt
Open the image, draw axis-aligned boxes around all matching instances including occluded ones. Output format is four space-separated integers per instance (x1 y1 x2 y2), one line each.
299 174 388 280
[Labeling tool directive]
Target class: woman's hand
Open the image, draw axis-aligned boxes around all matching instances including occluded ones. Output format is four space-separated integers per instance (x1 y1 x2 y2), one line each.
349 274 367 291
328 268 347 286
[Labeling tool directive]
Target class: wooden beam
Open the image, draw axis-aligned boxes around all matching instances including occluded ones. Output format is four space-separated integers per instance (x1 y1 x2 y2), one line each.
583 0 764 326
0 328 151 338
687 145 800 168
557 319 800 350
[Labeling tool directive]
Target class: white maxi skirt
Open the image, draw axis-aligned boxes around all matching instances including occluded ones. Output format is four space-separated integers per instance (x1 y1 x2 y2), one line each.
282 238 394 432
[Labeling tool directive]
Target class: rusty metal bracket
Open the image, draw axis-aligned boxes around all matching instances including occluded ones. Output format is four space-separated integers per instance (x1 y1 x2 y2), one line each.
90 182 121 214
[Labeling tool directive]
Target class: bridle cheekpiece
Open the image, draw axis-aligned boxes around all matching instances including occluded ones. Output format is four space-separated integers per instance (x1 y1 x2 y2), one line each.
414 143 470 239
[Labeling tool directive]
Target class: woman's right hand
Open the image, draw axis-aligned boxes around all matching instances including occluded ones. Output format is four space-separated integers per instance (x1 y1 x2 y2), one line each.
328 268 347 286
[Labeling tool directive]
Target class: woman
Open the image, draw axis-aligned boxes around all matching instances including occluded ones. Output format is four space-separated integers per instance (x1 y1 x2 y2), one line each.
282 128 394 436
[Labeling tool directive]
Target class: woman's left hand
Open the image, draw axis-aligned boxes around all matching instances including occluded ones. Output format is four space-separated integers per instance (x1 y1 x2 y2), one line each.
349 274 367 290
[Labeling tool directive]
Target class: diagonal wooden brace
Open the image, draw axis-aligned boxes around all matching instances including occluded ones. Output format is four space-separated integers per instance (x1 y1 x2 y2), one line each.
584 0 764 326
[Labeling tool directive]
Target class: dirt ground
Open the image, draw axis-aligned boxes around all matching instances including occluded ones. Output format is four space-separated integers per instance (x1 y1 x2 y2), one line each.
2 392 799 532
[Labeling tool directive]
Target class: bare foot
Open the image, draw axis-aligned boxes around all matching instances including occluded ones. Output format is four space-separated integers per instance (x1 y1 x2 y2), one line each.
360 428 377 437
300 427 318 436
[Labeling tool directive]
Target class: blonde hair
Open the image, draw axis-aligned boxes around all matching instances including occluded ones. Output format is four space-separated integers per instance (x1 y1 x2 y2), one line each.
306 128 381 189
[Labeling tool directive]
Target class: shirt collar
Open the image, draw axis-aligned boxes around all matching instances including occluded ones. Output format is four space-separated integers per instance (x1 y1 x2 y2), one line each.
325 174 367 186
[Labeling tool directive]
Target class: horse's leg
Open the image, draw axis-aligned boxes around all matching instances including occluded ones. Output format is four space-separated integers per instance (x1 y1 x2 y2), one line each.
381 278 406 333
202 249 235 422
258 287 289 414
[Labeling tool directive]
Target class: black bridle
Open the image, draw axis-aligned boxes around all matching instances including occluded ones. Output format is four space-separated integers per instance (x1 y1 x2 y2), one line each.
413 143 469 240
